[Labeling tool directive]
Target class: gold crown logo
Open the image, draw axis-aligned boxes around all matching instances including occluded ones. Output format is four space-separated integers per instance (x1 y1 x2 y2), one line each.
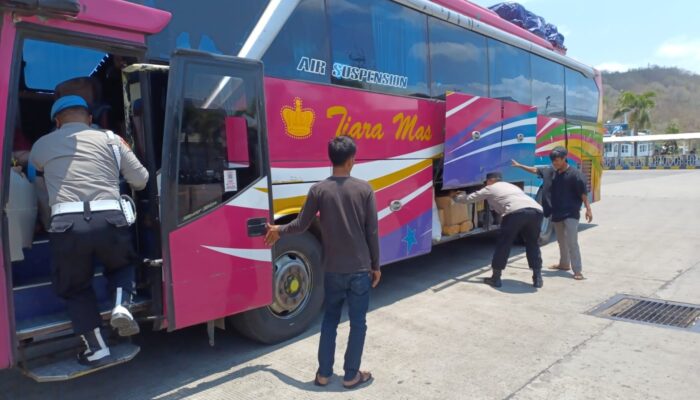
281 97 315 139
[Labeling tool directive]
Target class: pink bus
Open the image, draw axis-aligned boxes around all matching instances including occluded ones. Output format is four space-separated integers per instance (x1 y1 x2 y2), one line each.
0 0 603 381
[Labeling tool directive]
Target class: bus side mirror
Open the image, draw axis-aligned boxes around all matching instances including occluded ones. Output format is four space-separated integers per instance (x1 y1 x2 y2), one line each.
225 116 249 168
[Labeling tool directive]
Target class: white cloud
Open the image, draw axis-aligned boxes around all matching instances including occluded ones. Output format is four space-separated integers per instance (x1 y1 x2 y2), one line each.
595 62 632 73
655 38 700 61
428 41 482 61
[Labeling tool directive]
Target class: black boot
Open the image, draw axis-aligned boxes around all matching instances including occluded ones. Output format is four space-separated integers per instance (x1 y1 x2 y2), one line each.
110 287 140 337
532 269 543 288
78 328 112 367
484 269 502 288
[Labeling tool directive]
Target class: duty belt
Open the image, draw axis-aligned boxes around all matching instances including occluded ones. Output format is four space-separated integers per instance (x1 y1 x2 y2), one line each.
51 200 122 217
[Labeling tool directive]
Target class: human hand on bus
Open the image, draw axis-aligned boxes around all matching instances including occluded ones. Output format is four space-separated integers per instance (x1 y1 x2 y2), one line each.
451 191 467 203
264 224 280 246
511 159 521 167
370 270 381 288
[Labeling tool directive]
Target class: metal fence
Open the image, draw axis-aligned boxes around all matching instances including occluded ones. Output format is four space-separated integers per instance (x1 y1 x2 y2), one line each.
603 155 700 170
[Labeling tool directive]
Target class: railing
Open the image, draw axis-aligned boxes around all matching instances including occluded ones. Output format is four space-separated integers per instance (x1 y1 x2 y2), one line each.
603 155 700 170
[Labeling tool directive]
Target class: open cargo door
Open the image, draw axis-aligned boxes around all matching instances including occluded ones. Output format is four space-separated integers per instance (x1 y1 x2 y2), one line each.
500 101 537 183
442 92 502 189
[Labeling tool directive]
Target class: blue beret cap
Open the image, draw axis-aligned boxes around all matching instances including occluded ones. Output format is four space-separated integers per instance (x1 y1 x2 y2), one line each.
50 95 89 120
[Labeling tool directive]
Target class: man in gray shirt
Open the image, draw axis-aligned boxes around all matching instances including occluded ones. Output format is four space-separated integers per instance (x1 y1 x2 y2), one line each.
455 172 544 288
30 95 148 367
266 136 379 390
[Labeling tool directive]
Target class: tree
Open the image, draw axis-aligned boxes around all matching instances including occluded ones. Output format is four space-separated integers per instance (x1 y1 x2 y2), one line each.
612 91 656 135
665 121 681 134
662 121 681 155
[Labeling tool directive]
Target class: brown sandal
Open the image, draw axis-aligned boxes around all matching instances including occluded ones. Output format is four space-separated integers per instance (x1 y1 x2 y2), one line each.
314 373 330 387
573 273 585 280
343 371 373 389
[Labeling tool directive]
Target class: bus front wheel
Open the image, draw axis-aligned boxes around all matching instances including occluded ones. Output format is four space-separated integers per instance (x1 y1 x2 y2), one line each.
230 232 323 344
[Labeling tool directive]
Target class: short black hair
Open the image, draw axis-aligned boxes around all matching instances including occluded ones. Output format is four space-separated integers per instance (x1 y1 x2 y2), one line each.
549 146 568 161
486 171 502 181
328 135 357 166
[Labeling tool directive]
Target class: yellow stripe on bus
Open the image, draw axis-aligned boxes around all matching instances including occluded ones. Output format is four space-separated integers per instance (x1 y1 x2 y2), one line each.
270 159 433 215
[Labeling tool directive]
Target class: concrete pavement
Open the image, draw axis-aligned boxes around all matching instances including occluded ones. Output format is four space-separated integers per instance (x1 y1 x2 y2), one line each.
1 169 699 399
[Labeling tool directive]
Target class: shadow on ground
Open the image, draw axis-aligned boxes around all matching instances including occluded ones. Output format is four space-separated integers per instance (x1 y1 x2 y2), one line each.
0 233 565 399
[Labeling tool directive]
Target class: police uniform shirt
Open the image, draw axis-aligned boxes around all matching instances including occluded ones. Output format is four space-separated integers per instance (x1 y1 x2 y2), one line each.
458 181 543 217
30 122 148 207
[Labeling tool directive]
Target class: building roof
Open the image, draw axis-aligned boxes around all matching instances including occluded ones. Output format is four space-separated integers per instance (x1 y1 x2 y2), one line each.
604 133 700 143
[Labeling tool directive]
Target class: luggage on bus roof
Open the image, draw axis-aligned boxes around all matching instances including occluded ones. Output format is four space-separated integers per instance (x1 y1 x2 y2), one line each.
488 2 566 50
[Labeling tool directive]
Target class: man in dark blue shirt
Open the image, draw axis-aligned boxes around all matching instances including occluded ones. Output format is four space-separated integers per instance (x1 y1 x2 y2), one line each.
512 146 592 280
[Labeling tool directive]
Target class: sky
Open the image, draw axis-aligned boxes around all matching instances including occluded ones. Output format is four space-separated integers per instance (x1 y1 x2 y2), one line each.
468 0 700 74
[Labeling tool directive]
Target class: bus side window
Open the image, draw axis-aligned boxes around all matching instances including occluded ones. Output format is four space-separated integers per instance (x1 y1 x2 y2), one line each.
262 0 330 84
428 16 488 99
531 54 565 117
175 69 262 224
489 38 531 104
327 0 430 98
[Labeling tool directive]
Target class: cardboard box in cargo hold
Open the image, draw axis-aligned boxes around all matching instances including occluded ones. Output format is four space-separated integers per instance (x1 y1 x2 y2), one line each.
460 221 474 233
442 224 460 236
436 196 470 226
435 196 452 210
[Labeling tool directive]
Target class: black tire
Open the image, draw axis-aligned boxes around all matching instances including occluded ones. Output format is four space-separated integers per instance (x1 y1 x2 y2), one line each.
536 189 554 245
230 232 323 344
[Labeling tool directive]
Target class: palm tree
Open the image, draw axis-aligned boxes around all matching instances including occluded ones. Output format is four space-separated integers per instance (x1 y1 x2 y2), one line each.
612 91 656 135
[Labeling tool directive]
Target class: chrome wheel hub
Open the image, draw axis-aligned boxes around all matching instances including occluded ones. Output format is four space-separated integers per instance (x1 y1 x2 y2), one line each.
269 252 312 318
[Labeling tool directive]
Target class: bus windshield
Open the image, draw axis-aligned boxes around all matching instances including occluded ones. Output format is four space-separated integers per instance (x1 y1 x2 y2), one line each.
129 0 271 60
22 39 107 91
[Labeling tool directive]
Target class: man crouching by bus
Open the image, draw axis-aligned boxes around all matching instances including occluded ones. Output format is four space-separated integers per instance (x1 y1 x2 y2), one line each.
30 95 148 367
265 136 379 390
454 172 544 288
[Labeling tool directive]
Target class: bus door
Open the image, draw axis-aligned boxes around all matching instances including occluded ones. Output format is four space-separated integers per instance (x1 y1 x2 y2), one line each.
500 101 537 183
159 50 273 330
442 92 502 189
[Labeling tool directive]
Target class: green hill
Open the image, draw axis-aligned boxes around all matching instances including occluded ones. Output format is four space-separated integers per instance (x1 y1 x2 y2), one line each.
601 66 700 133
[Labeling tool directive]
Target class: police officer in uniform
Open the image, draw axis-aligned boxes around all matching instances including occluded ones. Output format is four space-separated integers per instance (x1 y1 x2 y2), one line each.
30 95 148 366
454 172 544 288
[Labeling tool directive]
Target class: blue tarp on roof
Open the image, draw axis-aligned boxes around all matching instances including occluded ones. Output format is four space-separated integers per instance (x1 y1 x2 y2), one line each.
489 2 565 49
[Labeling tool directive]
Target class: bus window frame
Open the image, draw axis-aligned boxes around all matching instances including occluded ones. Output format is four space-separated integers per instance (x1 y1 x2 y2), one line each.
160 51 270 232
3 23 147 205
3 26 148 221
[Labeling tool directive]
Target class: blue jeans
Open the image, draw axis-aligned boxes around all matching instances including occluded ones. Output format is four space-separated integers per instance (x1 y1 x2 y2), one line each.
317 272 371 381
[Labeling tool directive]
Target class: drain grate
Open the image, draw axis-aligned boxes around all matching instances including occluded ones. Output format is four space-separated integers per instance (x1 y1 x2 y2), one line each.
589 295 700 332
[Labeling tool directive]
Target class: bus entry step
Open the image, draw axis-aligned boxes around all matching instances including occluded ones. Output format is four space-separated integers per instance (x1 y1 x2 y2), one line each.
23 342 140 382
